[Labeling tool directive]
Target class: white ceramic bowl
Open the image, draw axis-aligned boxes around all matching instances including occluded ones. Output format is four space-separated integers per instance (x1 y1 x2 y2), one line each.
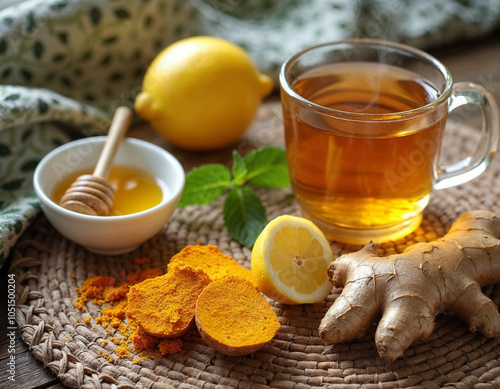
33 137 185 255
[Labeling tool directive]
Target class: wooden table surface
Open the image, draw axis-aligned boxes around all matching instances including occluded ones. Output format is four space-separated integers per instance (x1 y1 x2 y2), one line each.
2 32 500 389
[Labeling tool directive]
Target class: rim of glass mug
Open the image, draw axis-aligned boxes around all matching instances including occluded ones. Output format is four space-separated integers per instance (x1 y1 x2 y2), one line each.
279 38 453 122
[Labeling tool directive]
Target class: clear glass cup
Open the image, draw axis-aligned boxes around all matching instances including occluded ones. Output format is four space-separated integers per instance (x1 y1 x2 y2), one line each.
280 39 499 244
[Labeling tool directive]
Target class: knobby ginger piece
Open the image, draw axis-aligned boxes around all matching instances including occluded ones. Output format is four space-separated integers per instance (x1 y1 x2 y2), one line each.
168 244 259 289
318 210 500 362
127 264 210 338
195 276 280 356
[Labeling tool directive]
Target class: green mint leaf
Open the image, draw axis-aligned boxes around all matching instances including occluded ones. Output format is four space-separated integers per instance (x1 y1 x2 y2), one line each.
223 187 266 248
178 164 231 207
244 147 290 188
232 150 247 186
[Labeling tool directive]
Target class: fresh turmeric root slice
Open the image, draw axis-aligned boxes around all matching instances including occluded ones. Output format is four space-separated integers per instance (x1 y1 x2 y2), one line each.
195 276 280 356
127 263 210 338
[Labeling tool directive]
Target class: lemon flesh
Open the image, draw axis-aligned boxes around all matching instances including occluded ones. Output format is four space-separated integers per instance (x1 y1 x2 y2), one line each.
251 215 334 304
135 36 274 151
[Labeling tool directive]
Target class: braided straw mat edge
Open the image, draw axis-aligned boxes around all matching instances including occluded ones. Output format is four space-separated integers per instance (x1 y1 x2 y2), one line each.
11 117 500 389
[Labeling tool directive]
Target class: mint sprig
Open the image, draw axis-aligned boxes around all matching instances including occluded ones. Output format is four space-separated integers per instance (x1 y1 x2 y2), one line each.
177 164 231 207
178 147 290 248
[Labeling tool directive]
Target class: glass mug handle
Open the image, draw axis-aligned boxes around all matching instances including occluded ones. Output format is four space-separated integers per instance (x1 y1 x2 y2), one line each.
434 82 500 190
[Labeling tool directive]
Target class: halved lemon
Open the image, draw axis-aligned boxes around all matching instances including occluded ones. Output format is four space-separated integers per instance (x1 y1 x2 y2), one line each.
251 215 334 304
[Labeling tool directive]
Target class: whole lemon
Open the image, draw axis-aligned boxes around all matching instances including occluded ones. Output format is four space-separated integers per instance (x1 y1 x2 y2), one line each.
135 36 274 151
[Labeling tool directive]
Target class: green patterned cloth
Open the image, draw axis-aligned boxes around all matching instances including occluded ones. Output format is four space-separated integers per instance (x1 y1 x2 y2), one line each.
1 0 499 266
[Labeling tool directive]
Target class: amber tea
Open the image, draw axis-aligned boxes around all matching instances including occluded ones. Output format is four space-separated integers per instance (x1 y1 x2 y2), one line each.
280 40 499 245
284 62 446 239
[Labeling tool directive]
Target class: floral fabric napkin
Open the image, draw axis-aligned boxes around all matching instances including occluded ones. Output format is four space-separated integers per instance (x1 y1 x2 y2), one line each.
1 0 499 266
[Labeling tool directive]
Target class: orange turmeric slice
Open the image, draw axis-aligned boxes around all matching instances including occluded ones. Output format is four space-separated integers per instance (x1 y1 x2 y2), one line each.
195 276 280 356
168 245 259 289
127 263 210 338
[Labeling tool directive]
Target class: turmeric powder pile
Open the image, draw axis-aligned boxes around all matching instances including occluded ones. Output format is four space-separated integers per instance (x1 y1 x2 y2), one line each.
75 267 187 362
75 244 280 362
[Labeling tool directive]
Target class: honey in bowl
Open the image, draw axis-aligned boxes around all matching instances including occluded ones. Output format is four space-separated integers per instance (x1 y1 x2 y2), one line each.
52 165 164 216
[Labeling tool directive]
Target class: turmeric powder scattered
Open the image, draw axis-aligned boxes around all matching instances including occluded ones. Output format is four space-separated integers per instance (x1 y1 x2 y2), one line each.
98 351 114 363
134 257 150 265
74 266 184 361
130 326 160 351
125 268 163 285
102 285 129 302
127 263 210 338
115 342 132 359
75 276 116 311
129 322 187 358
168 245 258 289
195 276 280 356
159 338 183 355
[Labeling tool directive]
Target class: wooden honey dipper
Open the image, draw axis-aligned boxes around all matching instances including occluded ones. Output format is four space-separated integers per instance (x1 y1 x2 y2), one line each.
59 106 133 216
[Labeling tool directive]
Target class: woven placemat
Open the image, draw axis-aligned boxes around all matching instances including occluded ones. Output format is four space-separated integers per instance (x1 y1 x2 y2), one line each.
10 116 500 389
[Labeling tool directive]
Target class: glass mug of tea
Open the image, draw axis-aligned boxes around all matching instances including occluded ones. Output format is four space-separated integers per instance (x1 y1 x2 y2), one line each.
280 39 499 244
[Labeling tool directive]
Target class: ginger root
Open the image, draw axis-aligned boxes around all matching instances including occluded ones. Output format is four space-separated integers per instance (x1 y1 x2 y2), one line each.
318 210 500 362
